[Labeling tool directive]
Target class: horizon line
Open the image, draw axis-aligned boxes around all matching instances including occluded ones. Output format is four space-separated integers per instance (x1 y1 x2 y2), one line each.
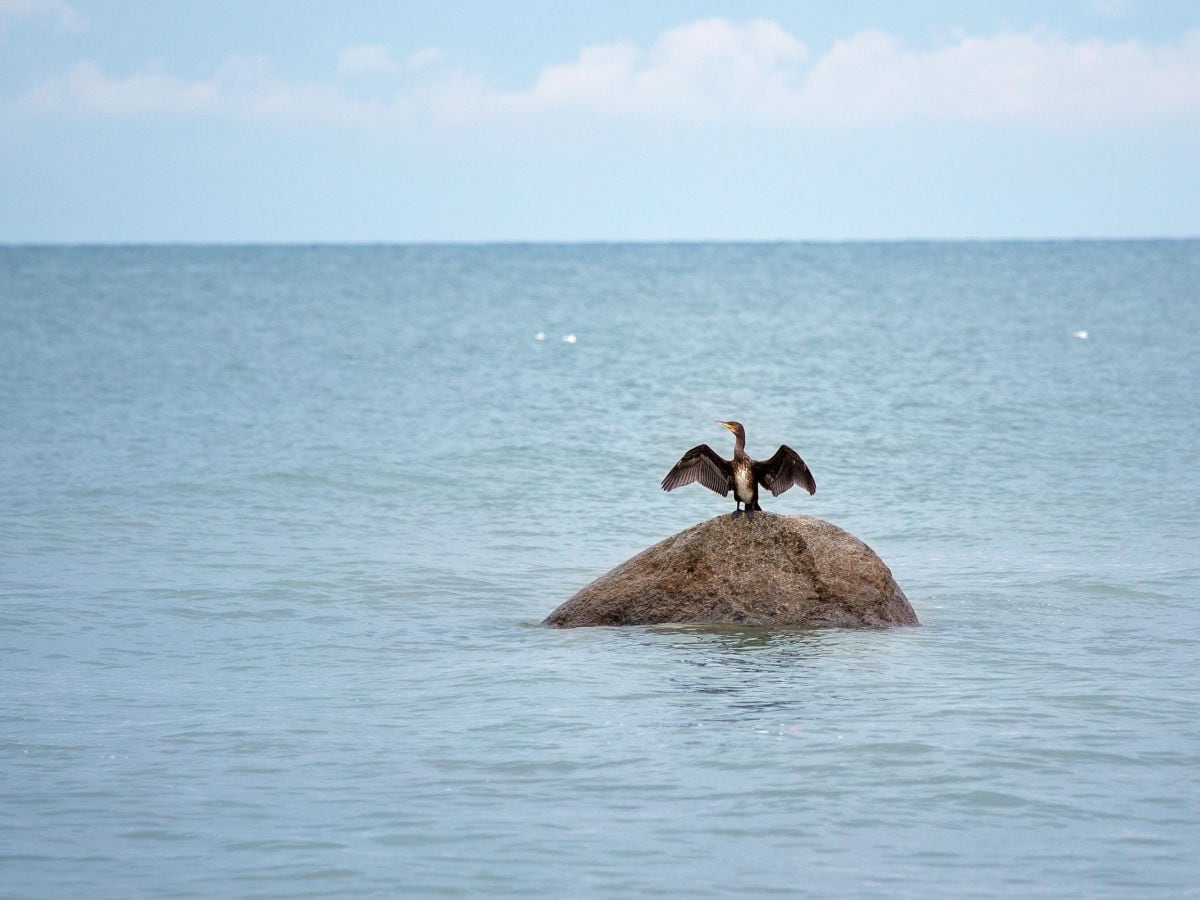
3 235 1199 249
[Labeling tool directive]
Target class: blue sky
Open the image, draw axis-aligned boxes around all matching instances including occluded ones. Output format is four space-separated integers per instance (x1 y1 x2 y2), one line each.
2 1 1198 242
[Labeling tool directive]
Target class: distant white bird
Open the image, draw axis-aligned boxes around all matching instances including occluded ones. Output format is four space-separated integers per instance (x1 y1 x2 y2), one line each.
534 332 546 341
1072 330 1088 340
562 334 577 344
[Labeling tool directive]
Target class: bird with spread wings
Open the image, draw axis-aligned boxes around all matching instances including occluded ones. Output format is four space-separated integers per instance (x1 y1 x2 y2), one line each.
662 420 816 518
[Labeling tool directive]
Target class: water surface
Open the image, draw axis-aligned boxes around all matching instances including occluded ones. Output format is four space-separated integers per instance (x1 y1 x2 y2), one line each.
2 242 1198 896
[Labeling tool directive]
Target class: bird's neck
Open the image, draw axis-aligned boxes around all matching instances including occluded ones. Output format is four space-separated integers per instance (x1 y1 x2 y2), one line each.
732 435 746 457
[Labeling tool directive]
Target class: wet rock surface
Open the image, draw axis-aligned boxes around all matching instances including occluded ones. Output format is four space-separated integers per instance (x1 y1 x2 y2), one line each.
544 513 918 629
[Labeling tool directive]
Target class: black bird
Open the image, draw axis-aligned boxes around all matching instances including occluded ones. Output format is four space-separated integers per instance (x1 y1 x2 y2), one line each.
661 420 816 518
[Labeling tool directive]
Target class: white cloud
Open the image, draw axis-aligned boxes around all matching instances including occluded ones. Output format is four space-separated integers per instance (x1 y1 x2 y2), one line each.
476 18 807 122
21 61 219 115
406 47 442 70
338 44 402 78
1092 0 1131 18
17 20 1200 130
338 44 441 77
478 20 1200 126
0 0 85 33
19 57 408 126
798 28 1200 125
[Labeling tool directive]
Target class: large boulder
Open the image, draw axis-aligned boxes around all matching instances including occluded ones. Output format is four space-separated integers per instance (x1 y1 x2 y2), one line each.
544 513 917 628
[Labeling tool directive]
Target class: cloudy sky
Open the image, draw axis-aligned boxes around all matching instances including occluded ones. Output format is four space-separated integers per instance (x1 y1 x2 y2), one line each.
2 0 1198 242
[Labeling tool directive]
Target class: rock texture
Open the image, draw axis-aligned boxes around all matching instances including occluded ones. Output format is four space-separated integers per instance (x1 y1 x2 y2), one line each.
543 513 917 629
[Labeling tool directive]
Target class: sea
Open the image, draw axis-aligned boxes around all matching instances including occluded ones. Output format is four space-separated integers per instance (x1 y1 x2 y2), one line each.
1 241 1198 898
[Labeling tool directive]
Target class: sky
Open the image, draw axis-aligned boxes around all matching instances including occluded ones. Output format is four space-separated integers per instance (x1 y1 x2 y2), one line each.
2 0 1199 242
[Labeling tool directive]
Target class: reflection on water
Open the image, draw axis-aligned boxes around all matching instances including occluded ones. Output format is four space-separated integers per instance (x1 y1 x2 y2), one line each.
649 623 835 650
636 626 842 721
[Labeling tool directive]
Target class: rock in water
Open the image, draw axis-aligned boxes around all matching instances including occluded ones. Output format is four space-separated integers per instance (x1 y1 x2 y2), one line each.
543 514 918 628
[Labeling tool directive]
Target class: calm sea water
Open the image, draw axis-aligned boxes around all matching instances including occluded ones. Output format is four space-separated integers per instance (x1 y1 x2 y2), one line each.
2 242 1198 897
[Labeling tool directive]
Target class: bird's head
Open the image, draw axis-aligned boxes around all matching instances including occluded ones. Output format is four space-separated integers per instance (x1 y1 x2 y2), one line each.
716 420 745 440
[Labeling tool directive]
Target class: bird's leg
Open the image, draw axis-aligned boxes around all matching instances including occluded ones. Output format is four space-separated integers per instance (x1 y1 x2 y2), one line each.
731 501 743 520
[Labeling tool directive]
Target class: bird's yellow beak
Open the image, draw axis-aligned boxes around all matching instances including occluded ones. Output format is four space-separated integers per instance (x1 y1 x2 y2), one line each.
716 420 734 431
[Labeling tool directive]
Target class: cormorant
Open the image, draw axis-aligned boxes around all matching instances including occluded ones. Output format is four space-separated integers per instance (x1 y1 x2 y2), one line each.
661 420 816 518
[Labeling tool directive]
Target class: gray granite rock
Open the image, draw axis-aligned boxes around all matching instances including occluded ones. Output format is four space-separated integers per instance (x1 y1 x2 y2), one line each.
544 513 917 628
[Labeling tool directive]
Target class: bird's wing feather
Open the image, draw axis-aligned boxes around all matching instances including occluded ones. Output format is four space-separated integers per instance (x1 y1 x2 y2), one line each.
661 444 732 496
754 445 816 497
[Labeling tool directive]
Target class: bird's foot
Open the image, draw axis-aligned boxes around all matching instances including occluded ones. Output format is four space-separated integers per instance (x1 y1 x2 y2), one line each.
731 509 743 520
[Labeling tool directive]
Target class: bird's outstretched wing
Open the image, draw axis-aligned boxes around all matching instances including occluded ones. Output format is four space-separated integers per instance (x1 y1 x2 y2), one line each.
754 445 816 497
661 444 732 496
